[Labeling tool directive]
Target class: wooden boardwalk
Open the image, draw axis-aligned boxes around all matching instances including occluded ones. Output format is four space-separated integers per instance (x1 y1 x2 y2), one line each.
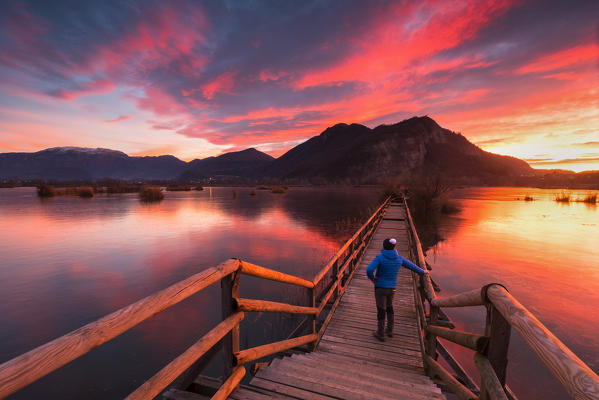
227 203 444 399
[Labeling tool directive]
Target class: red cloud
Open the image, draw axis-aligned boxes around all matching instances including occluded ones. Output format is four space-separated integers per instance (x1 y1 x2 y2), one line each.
517 43 599 75
50 78 115 100
202 71 237 100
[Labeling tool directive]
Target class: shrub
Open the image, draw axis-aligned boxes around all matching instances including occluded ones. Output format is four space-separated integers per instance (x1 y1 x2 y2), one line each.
78 186 94 198
581 193 597 204
555 191 571 202
194 186 204 191
139 186 164 202
271 186 287 194
166 185 191 191
250 189 257 196
37 184 56 198
523 196 534 201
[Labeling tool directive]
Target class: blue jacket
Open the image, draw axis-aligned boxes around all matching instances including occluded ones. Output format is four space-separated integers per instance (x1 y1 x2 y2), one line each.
366 249 425 288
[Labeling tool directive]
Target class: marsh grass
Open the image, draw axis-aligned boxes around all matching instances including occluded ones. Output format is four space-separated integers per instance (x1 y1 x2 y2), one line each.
77 186 94 198
37 184 56 198
194 186 204 191
577 193 597 204
555 191 571 203
139 186 164 202
271 186 287 194
523 196 535 201
166 185 191 191
250 189 257 196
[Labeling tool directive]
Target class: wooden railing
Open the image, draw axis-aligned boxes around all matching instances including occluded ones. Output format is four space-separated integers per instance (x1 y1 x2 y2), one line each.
0 197 391 400
403 197 599 400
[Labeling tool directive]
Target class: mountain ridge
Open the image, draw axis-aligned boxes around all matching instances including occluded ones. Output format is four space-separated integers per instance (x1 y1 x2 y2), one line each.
1 116 537 183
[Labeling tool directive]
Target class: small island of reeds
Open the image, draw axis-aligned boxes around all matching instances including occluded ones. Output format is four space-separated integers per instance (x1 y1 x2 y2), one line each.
139 186 164 202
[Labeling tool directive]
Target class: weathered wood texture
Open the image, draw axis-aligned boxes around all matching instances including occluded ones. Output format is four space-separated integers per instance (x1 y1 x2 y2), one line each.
487 284 599 400
474 352 508 400
212 366 245 400
431 288 484 308
224 202 445 400
425 355 477 400
239 260 314 288
0 259 240 399
125 312 244 400
426 325 488 352
235 298 318 315
234 334 318 365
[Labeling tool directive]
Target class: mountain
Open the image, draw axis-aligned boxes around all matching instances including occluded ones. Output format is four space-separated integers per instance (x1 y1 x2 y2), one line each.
0 117 538 184
0 147 186 180
265 116 533 183
179 148 275 180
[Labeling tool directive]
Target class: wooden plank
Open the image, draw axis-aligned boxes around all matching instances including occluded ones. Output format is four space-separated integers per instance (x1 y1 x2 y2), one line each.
0 259 240 399
249 377 337 400
163 388 210 400
235 334 317 364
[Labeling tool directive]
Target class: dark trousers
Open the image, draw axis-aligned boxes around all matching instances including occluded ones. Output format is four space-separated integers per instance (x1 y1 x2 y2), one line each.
374 287 395 335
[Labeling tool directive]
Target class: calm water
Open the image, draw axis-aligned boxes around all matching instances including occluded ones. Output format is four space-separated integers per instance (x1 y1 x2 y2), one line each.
1 187 597 399
0 187 380 399
422 187 599 400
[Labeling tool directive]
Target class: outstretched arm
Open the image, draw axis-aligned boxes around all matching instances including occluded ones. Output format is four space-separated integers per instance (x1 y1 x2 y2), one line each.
366 256 380 281
401 257 426 275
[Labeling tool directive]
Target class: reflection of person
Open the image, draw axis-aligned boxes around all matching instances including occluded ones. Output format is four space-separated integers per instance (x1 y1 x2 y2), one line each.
366 238 427 341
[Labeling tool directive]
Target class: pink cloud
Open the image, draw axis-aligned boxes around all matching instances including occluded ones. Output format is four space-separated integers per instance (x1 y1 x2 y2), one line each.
202 71 237 100
105 115 134 123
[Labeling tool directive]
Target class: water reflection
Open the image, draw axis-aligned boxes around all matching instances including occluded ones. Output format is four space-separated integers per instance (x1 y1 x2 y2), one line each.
0 187 380 399
418 187 599 400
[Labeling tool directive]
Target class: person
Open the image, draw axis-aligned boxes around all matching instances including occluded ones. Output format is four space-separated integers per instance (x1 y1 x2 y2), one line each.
366 238 427 341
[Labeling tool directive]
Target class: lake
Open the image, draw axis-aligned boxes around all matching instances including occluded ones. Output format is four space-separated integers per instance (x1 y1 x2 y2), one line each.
0 186 597 399
420 187 599 400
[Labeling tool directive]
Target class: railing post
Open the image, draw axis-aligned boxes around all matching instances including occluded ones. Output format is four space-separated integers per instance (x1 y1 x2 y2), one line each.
221 271 240 378
331 259 339 300
481 302 511 399
425 304 439 372
308 287 316 350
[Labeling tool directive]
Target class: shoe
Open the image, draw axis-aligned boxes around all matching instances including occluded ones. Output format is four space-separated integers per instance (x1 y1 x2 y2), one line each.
386 330 393 338
373 331 385 342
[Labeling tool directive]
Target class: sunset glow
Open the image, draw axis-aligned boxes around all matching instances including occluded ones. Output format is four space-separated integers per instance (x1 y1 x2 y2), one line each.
0 1 597 170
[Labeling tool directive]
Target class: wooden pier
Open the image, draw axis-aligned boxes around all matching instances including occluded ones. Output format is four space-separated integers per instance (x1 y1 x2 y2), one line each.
1 197 598 400
225 202 444 399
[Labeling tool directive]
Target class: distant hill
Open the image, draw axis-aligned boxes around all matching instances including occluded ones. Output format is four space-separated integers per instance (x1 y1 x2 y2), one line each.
0 117 556 185
0 147 186 180
265 116 533 183
179 148 275 180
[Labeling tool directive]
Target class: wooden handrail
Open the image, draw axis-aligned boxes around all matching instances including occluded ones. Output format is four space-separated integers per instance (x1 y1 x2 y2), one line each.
312 196 390 285
239 260 314 288
125 312 244 400
426 325 488 352
403 197 436 301
431 288 484 308
234 298 318 315
474 353 508 400
486 285 599 399
234 334 318 365
211 365 245 400
425 355 477 400
0 259 240 399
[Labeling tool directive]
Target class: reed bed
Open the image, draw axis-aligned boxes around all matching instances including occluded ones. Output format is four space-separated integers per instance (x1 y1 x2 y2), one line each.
523 195 535 201
166 185 191 191
139 186 164 202
271 186 287 194
554 191 571 203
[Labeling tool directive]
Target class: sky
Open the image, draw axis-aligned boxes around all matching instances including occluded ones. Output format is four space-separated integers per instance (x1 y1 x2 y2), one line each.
0 0 597 171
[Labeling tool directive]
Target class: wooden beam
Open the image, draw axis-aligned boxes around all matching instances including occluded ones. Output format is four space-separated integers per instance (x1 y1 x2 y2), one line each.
437 340 480 395
317 280 338 316
431 288 484 308
235 298 318 315
211 365 245 400
487 285 599 399
474 353 508 400
125 312 244 400
239 260 314 288
484 302 511 388
425 355 477 400
426 325 488 352
234 334 317 365
0 259 240 399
